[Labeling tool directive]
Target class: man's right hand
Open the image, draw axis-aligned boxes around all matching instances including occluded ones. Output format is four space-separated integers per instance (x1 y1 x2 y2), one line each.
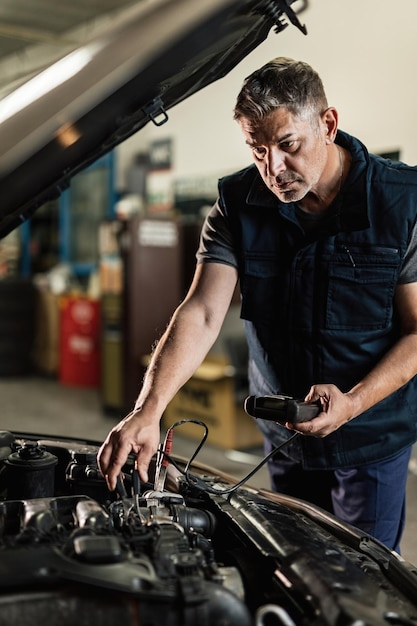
97 410 161 491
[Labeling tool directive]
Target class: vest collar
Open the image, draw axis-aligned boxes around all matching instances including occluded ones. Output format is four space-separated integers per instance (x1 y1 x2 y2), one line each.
245 130 370 234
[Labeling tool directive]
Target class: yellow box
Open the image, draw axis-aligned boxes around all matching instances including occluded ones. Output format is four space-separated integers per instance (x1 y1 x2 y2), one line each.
162 357 263 450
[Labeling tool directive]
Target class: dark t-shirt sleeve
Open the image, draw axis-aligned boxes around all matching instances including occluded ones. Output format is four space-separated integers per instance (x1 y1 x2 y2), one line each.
196 200 238 268
399 222 417 284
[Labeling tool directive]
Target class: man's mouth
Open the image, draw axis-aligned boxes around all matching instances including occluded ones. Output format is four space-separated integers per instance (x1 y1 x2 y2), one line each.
274 179 297 191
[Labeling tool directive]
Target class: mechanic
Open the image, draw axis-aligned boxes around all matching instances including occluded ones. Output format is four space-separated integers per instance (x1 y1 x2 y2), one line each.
98 57 417 553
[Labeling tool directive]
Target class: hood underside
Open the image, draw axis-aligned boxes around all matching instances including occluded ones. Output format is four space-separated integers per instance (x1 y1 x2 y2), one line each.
0 0 306 238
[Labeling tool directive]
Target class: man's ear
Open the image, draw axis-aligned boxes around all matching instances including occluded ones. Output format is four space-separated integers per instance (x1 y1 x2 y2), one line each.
321 107 338 144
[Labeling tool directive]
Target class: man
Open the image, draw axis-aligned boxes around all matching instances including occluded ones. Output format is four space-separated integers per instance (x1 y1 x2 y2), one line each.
98 57 417 552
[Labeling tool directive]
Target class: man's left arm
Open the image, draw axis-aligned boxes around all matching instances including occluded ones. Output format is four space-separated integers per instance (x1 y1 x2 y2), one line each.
290 282 417 436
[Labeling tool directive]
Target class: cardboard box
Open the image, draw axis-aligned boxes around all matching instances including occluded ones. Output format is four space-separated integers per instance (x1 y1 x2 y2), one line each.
162 357 263 450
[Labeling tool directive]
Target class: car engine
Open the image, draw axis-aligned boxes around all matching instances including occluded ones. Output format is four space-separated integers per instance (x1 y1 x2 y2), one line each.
0 429 417 626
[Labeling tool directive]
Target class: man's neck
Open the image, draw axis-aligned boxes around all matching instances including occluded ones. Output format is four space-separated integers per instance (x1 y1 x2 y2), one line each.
297 145 349 215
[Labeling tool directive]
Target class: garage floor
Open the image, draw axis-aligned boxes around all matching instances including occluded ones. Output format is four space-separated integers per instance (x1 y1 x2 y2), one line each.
0 375 416 566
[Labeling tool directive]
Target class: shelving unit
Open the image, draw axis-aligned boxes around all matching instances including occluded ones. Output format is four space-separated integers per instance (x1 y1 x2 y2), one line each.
20 152 116 278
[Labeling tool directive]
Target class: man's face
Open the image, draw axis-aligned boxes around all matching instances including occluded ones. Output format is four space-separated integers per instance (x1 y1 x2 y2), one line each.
238 107 332 205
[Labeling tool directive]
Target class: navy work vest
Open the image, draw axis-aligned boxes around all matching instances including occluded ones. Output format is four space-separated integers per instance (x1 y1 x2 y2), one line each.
219 131 417 469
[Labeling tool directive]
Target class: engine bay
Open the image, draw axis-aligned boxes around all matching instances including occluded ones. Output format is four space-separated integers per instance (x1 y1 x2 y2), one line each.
1 427 417 626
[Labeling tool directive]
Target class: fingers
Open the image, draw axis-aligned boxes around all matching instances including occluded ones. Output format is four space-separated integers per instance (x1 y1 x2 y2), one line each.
97 437 132 491
285 414 325 437
99 443 153 490
96 438 112 479
305 384 332 403
296 383 356 437
97 418 161 491
286 420 326 438
136 452 151 484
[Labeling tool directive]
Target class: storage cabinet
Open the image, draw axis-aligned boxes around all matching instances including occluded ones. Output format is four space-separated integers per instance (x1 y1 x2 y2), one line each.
122 215 202 411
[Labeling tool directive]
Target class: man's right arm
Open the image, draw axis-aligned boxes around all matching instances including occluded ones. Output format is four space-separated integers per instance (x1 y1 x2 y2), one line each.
97 260 238 490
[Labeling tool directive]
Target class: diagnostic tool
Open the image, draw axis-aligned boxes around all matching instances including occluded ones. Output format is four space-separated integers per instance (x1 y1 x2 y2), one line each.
244 394 321 424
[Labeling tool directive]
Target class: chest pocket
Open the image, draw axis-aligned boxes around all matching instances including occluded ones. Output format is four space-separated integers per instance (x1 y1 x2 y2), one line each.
326 246 400 331
240 255 284 324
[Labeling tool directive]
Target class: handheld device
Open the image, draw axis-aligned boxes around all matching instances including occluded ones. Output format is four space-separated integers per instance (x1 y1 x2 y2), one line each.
244 394 321 424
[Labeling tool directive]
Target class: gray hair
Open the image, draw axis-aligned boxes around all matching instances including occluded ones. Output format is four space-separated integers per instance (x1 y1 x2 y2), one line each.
233 57 328 124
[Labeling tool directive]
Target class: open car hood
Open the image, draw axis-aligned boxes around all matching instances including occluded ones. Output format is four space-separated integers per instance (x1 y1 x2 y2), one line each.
0 0 306 239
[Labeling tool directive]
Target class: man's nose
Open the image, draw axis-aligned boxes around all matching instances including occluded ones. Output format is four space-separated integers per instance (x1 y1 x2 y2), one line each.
266 148 286 177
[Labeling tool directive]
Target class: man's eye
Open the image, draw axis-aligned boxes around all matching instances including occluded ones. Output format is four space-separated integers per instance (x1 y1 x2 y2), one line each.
280 141 296 151
252 146 266 158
